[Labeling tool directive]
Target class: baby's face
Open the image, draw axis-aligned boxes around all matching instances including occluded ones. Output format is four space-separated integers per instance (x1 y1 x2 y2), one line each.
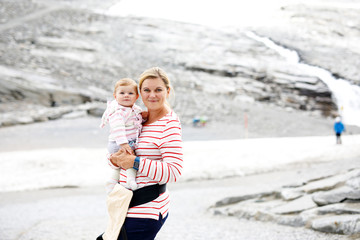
114 85 138 107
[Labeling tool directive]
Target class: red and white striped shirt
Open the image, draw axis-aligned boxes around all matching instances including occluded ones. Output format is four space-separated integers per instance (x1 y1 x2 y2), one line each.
108 111 183 220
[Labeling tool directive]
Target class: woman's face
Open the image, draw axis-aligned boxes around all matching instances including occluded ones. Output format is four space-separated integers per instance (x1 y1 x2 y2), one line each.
140 77 169 111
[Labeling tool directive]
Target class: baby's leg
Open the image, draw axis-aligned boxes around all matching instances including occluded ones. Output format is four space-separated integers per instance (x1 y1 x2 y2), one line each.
126 168 138 190
106 168 120 194
106 141 120 194
108 141 120 154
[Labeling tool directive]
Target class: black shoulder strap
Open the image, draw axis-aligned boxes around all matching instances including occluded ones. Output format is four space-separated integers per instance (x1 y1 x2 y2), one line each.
129 184 166 208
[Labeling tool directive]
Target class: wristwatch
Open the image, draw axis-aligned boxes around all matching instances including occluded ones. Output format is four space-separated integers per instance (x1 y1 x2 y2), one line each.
133 157 140 170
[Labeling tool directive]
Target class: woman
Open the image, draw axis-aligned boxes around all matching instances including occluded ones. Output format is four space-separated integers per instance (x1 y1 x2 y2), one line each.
107 67 183 240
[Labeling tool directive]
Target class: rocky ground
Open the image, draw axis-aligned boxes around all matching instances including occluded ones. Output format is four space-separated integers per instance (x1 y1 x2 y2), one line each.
212 160 360 237
1 0 360 129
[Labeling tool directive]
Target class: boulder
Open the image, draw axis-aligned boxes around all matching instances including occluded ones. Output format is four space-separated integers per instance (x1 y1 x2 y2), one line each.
299 169 360 193
271 195 317 214
280 188 304 201
312 186 360 206
213 191 274 208
311 214 360 234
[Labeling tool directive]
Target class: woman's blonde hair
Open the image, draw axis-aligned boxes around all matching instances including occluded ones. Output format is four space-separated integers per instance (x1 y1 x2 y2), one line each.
114 78 138 95
139 67 175 106
138 67 171 91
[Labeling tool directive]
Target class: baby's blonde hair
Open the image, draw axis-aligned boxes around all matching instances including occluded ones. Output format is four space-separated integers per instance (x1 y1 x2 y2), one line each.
114 78 138 95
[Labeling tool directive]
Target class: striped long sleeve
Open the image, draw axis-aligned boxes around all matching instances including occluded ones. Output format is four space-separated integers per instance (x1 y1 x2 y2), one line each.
138 115 183 184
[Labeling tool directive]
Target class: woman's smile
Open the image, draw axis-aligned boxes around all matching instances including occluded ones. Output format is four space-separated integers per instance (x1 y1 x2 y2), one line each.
140 77 169 111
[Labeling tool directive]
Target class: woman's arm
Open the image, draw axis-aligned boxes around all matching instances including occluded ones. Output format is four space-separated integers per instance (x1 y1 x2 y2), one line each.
138 118 183 184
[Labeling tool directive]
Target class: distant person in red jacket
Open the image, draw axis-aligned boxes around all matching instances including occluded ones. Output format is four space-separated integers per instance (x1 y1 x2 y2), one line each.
334 116 345 144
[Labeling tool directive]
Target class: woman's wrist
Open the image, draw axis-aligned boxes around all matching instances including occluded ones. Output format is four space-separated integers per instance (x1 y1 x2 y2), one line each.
133 157 140 170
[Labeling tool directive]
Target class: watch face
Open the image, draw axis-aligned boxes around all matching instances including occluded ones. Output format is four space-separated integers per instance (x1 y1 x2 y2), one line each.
134 161 139 169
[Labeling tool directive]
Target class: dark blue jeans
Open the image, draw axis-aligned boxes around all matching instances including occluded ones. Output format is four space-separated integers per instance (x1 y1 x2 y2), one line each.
118 214 168 240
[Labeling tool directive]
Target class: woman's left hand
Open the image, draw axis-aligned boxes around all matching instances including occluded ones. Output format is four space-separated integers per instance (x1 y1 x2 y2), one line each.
110 149 136 170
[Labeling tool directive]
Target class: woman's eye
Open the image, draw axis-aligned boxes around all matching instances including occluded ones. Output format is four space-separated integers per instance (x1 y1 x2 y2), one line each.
156 88 163 92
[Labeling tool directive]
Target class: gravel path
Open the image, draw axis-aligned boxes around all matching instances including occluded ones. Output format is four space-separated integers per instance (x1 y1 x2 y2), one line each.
0 163 353 240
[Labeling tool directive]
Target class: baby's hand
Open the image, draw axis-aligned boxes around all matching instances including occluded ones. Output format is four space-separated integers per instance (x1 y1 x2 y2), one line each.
141 111 148 120
120 143 134 155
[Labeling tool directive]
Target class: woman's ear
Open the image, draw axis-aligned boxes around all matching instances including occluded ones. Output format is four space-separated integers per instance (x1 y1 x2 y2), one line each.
167 87 171 97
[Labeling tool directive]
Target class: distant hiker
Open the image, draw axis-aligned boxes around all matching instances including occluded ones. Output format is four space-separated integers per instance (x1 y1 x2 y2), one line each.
334 116 345 144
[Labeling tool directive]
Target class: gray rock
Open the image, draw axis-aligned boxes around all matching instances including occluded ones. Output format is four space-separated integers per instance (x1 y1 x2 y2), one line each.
36 36 102 52
0 115 35 126
317 203 360 215
280 188 304 201
311 214 360 234
212 168 360 235
299 169 360 194
347 176 360 189
300 203 360 224
214 197 306 227
271 195 317 215
0 65 96 107
312 186 360 206
213 191 274 207
272 71 320 85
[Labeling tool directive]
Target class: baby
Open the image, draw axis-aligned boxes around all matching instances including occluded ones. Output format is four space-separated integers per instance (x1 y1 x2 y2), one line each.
100 78 143 193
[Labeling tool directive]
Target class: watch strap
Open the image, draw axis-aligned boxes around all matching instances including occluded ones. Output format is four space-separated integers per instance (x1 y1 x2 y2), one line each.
133 156 140 170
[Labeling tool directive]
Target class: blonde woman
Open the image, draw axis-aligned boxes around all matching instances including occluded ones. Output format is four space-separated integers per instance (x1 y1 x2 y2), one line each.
101 67 183 240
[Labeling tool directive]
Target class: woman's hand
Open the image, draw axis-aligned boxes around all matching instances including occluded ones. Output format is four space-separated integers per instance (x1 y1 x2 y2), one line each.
110 149 136 170
120 143 134 155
